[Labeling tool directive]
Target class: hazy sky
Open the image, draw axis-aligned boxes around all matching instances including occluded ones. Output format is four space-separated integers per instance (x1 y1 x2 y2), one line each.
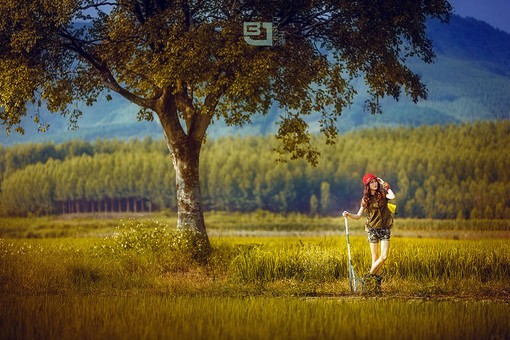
449 0 510 33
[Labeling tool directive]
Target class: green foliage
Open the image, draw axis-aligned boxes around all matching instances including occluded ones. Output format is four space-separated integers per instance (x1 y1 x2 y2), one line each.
0 0 452 161
1 121 509 219
96 218 205 271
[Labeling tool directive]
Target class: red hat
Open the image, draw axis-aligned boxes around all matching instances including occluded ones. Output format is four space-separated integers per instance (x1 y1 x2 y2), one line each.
363 173 377 186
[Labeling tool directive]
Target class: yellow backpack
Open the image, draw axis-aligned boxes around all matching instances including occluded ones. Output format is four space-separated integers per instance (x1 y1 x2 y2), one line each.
388 203 397 214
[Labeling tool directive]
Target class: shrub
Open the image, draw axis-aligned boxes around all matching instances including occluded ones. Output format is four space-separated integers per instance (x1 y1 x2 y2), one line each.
94 218 204 273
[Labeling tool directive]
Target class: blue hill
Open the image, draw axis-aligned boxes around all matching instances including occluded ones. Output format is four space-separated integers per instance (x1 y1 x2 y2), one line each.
1 15 509 146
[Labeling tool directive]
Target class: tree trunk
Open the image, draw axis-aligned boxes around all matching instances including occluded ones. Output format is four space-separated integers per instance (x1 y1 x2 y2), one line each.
154 88 217 259
170 137 211 255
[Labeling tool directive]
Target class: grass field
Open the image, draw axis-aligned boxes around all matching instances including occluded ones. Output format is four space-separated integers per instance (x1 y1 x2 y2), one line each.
1 213 509 339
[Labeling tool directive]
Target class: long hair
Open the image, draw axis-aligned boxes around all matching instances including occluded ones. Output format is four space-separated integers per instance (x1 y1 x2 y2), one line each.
362 182 387 213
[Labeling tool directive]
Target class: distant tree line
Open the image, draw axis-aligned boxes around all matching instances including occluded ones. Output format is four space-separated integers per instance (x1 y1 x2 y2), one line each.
1 121 509 219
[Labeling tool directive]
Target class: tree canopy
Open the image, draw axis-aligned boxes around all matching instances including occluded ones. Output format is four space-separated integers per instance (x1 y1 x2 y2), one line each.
0 0 453 252
1 0 452 162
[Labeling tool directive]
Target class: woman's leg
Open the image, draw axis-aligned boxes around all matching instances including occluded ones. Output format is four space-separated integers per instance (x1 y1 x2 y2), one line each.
369 241 379 269
370 240 390 275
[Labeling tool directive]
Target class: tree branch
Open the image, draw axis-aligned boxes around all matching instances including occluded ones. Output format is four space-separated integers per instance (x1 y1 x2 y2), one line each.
190 84 227 142
59 31 159 110
175 81 196 131
156 87 187 147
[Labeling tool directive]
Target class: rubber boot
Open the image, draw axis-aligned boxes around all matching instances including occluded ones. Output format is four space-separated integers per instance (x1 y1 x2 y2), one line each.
372 274 382 294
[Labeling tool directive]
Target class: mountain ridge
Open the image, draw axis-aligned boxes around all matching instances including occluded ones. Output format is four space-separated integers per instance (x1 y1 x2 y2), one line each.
1 15 509 146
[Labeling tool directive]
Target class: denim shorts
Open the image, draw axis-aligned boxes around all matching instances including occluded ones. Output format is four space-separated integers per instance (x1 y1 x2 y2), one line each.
365 227 391 243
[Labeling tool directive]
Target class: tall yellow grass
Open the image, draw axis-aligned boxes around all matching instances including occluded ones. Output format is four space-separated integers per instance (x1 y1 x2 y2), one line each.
1 216 509 339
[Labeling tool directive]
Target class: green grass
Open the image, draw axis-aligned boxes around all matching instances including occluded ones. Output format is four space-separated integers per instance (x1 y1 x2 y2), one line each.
0 215 125 238
1 212 509 239
0 214 509 339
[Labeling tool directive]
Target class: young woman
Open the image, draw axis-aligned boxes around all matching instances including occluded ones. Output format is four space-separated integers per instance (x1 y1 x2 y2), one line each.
342 173 396 289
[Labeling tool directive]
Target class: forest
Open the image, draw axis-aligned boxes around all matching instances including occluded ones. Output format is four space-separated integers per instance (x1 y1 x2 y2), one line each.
0 120 509 219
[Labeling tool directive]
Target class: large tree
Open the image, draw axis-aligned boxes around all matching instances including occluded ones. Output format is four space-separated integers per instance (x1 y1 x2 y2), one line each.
0 0 451 253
